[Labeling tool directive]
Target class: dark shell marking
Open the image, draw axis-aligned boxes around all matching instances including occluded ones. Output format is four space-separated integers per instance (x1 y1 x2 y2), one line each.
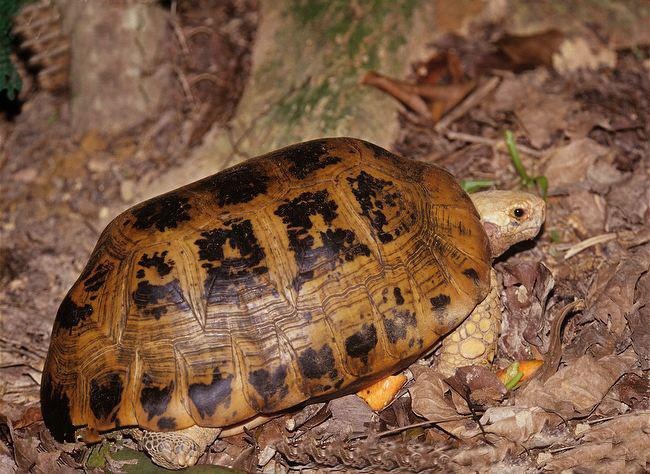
383 310 417 344
393 287 405 305
274 190 370 290
132 279 190 319
463 268 480 285
40 374 75 442
157 417 177 429
347 171 403 244
203 164 270 206
89 372 123 421
140 374 174 421
298 344 338 380
248 365 289 409
83 262 113 293
188 368 233 418
280 140 342 179
55 294 93 332
430 294 451 312
132 195 191 232
195 218 268 303
138 251 174 277
344 323 378 365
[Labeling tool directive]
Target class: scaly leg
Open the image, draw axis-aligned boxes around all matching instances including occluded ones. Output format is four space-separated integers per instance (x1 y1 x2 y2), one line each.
130 425 221 470
434 269 500 377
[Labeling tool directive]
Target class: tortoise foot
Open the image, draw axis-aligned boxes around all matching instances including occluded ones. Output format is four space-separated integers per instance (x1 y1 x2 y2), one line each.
135 425 221 470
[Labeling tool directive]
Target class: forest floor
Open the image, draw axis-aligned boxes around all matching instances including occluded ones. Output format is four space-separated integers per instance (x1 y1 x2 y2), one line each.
1 1 649 472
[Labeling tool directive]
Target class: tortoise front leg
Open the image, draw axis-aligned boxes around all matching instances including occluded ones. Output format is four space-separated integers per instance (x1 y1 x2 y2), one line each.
434 269 500 377
130 425 221 470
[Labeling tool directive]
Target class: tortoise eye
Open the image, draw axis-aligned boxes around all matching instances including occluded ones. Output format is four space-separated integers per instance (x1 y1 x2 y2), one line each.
513 207 526 219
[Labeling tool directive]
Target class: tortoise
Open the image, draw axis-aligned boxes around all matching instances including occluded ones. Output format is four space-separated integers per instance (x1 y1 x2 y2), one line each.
41 138 545 469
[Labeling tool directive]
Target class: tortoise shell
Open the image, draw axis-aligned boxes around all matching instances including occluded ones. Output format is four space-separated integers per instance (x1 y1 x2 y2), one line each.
41 138 491 441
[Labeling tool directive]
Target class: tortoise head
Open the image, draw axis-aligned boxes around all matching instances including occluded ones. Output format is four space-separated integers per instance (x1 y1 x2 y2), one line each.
469 190 546 258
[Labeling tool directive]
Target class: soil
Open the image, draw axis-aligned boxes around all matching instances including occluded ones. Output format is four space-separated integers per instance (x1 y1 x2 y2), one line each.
1 1 648 472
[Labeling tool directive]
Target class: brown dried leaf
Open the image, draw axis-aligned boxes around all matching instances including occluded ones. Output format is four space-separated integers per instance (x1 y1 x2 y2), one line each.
628 268 650 369
585 258 648 338
515 349 637 418
539 412 650 471
496 29 565 68
12 405 42 429
444 366 507 408
606 172 650 229
499 262 554 360
361 71 431 117
13 433 41 472
562 189 606 236
477 406 563 446
408 367 469 436
325 394 375 435
0 454 17 474
618 374 650 409
544 138 611 192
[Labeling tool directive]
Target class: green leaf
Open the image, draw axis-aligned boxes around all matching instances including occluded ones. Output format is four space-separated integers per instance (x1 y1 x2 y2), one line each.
504 130 549 199
460 179 494 194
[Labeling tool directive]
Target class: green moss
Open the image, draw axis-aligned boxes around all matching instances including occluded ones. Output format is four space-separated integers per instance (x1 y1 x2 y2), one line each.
0 0 29 99
266 0 423 133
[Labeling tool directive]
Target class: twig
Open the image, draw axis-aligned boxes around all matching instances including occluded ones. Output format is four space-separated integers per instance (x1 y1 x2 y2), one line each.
350 417 468 440
539 299 585 382
361 71 431 117
445 130 544 158
564 233 618 260
434 76 501 132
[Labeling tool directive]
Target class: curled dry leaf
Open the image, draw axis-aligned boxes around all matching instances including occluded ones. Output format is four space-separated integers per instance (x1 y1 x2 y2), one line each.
477 406 563 447
499 262 554 360
617 374 650 410
606 172 650 229
538 411 650 472
11 405 42 430
360 70 475 121
627 268 650 370
408 367 470 436
515 349 638 418
544 138 612 193
325 394 375 436
361 71 430 117
585 257 648 338
495 29 565 68
444 366 507 408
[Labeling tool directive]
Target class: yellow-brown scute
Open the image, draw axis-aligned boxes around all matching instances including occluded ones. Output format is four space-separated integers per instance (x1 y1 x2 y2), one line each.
41 138 491 440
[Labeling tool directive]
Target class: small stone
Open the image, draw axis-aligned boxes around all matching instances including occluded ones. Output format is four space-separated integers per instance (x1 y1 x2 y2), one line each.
98 207 110 219
120 180 135 202
537 451 553 465
88 157 110 173
574 422 590 436
258 446 276 467
15 167 38 182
